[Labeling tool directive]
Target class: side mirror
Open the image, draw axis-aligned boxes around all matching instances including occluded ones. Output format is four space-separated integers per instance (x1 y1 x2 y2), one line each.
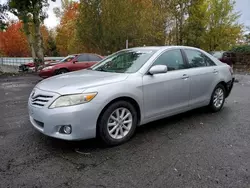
72 60 78 64
149 65 168 75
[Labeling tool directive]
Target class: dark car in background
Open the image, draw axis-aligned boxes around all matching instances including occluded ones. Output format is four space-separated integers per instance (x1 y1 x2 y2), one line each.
38 53 103 78
210 51 236 67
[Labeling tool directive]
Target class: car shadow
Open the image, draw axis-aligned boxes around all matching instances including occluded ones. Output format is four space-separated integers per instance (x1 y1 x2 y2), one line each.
40 107 213 153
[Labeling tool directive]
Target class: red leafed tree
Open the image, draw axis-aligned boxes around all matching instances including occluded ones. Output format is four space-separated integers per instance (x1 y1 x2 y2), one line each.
0 21 31 57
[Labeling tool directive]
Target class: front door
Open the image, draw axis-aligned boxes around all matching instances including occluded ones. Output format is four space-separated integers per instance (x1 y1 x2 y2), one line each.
143 49 190 119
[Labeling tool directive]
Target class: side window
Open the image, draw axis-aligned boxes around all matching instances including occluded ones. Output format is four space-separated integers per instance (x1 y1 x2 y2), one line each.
153 50 186 71
203 55 216 66
184 49 216 67
88 54 102 61
77 54 89 62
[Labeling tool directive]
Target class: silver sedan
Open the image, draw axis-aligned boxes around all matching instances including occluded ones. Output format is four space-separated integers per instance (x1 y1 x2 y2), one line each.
28 46 234 145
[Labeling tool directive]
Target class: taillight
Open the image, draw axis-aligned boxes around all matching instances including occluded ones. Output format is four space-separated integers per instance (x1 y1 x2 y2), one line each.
229 66 233 75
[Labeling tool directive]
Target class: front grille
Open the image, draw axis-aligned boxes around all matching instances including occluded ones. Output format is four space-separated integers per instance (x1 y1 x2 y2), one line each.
31 94 53 107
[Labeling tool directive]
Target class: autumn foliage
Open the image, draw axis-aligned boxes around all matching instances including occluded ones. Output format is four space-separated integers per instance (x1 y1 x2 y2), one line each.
0 22 30 57
56 2 81 56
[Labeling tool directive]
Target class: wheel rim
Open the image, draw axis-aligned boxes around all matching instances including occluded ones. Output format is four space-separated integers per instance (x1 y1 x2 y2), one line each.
213 88 224 108
107 107 133 140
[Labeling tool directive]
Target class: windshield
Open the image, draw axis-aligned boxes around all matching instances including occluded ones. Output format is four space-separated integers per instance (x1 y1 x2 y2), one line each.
60 55 76 63
211 51 223 59
91 49 157 73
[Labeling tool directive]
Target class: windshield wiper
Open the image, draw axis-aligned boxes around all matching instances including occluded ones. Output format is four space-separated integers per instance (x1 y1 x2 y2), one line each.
95 67 108 72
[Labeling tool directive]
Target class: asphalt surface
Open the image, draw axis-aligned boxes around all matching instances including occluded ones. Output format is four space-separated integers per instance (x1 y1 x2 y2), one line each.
0 74 250 188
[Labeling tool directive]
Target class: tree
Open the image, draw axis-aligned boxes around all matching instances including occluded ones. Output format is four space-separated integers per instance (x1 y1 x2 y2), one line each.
44 30 59 56
76 0 168 54
203 0 242 51
55 1 81 55
0 4 9 31
0 21 30 57
8 0 55 70
184 0 208 47
55 0 242 54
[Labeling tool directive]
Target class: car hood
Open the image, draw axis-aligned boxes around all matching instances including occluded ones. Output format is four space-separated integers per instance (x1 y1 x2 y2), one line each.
36 70 129 95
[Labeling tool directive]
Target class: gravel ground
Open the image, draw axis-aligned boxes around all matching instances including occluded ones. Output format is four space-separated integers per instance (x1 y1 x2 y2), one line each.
0 74 250 188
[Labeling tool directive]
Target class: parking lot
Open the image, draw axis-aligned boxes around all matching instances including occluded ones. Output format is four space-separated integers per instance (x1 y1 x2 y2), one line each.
0 74 250 188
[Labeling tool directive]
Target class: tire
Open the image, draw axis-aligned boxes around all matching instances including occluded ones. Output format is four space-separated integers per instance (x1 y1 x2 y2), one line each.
97 101 138 146
56 68 68 75
209 84 226 112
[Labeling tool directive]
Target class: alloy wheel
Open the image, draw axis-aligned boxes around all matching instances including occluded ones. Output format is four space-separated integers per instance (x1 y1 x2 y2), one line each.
213 88 224 108
107 107 133 139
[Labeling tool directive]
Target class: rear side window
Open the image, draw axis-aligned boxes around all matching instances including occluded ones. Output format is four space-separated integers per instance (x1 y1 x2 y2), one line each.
88 54 102 61
184 49 216 67
153 50 186 71
77 54 89 62
204 55 216 66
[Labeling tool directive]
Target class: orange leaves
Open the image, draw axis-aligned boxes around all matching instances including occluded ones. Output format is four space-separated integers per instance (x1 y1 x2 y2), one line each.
0 22 30 57
56 2 80 56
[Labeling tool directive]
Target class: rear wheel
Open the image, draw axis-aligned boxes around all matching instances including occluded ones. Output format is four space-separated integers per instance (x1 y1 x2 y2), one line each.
209 84 226 112
97 101 138 146
56 68 68 75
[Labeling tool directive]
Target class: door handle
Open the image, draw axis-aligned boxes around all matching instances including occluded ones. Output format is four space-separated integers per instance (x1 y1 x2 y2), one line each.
182 74 189 79
213 69 218 74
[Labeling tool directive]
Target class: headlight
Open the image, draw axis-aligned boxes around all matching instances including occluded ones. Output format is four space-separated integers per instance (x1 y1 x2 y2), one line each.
42 66 54 70
49 92 97 108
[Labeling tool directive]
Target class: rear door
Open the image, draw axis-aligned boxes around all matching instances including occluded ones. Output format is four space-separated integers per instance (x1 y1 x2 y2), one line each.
182 49 218 107
88 54 102 67
71 54 90 70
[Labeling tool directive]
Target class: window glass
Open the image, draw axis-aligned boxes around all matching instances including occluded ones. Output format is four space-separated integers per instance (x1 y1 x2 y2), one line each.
184 50 207 68
88 54 102 61
204 55 216 66
60 55 76 63
185 49 216 67
153 50 186 71
92 49 156 73
77 54 89 62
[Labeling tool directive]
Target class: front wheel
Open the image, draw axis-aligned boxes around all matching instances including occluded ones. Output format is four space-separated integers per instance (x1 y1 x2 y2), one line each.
97 101 138 146
209 84 226 112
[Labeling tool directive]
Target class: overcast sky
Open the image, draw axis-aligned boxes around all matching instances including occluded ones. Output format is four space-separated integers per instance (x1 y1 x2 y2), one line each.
1 0 250 29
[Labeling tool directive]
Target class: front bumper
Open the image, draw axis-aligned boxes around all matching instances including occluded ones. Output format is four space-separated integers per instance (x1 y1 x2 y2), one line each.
38 69 54 78
28 94 102 140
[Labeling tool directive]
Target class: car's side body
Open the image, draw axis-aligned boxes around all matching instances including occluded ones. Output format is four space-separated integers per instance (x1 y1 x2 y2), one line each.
81 46 233 126
29 46 234 142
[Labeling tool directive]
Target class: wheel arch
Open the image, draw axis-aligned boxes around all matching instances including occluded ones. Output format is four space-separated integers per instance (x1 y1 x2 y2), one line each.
217 81 229 97
96 96 142 134
54 67 69 75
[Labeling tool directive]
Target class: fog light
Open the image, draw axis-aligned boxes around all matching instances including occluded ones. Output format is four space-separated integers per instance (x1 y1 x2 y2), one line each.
63 125 72 134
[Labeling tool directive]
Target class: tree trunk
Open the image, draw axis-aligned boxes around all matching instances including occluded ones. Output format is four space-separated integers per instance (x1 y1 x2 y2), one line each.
23 22 37 65
33 13 44 71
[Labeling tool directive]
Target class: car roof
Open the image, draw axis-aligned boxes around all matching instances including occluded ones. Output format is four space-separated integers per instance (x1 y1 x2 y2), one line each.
71 53 101 56
129 46 204 51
